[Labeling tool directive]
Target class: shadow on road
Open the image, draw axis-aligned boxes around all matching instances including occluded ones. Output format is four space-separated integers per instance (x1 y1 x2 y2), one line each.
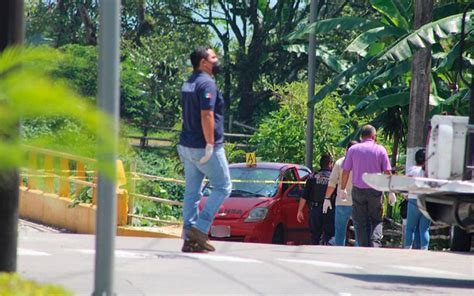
329 272 474 289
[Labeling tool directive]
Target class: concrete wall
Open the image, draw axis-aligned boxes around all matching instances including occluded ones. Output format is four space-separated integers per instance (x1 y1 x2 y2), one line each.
19 187 180 239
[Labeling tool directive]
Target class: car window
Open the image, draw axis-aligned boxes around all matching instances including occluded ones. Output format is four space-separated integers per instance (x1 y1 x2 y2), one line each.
203 168 280 198
298 168 310 179
282 169 297 193
287 184 303 198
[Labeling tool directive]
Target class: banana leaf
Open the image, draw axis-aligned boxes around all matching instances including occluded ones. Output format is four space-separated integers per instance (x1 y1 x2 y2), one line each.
346 26 407 56
370 0 410 31
381 12 474 61
351 91 410 116
284 44 348 73
286 17 383 41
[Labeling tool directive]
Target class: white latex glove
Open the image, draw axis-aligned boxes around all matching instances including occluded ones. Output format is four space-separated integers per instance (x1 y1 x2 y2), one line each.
322 199 332 214
340 188 348 201
199 143 214 164
388 192 397 206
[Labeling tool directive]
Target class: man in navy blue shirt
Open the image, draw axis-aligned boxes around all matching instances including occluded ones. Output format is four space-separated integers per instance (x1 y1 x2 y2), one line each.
177 46 232 253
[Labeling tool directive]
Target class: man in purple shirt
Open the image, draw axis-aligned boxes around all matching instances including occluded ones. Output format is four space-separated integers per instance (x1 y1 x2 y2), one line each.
340 125 392 247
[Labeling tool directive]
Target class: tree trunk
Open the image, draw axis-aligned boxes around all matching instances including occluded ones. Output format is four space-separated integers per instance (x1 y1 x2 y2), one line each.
0 0 23 272
406 0 433 168
236 56 258 122
77 3 97 45
140 127 148 148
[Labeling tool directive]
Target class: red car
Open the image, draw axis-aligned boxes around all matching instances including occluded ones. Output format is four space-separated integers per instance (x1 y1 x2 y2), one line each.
199 162 312 244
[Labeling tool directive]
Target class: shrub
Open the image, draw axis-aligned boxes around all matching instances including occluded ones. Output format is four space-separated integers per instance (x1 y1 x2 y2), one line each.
250 82 352 169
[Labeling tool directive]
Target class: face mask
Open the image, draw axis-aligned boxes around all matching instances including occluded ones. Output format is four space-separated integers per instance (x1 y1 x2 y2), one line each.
212 62 223 75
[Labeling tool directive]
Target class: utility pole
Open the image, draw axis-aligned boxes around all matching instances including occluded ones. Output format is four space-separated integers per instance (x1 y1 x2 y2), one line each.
406 0 433 168
0 0 24 272
93 0 120 295
305 0 318 170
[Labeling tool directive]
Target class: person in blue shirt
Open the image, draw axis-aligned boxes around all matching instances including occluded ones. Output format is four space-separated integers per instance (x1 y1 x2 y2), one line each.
296 154 335 245
177 46 232 253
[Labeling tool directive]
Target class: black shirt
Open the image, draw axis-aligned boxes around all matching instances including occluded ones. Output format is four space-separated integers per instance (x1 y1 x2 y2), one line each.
178 71 225 148
302 169 332 203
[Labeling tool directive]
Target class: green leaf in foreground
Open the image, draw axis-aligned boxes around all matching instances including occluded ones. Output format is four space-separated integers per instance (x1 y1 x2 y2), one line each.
0 273 73 296
0 46 116 177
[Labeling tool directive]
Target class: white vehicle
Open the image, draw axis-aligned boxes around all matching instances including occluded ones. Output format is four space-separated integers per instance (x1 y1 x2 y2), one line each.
363 115 473 251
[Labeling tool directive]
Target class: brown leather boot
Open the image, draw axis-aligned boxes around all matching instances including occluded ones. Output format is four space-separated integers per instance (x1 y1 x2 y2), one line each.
188 227 216 252
181 239 208 253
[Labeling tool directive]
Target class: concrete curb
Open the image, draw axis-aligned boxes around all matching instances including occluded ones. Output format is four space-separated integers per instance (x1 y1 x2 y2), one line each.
19 187 181 239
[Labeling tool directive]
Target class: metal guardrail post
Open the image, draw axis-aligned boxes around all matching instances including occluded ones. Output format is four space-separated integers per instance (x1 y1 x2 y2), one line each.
127 162 137 225
59 158 70 198
75 161 85 197
44 155 54 193
28 152 38 190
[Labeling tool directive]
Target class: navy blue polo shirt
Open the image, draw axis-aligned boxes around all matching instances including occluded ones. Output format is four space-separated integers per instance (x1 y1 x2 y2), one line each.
179 71 225 148
302 169 332 203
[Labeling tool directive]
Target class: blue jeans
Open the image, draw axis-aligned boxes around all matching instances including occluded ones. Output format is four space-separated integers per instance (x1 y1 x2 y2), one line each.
404 199 431 249
335 205 352 246
177 145 232 238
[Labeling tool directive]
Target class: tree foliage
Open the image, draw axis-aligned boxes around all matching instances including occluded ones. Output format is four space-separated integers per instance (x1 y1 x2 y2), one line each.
289 0 473 165
250 82 352 167
167 0 370 123
25 0 211 139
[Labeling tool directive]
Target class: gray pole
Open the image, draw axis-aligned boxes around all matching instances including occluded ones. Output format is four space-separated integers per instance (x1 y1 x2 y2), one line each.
305 0 318 169
94 0 120 295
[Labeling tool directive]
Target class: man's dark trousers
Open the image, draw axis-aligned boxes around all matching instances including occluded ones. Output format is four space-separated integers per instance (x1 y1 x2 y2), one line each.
352 187 383 247
309 202 335 245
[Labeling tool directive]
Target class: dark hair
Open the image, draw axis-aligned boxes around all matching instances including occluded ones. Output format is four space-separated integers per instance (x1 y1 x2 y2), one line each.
415 148 425 165
320 154 333 169
360 124 376 139
347 140 358 150
190 46 211 70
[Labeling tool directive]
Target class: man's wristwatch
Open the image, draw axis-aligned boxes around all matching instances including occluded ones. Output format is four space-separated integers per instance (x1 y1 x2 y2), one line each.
324 196 331 200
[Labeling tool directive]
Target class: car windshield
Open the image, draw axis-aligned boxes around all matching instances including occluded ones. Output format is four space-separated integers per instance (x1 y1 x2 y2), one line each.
203 167 280 198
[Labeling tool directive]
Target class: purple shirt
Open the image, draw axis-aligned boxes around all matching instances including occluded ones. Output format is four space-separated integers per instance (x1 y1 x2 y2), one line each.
342 138 392 189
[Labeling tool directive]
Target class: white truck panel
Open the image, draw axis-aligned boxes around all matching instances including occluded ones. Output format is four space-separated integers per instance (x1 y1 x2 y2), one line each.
363 173 474 195
427 115 468 180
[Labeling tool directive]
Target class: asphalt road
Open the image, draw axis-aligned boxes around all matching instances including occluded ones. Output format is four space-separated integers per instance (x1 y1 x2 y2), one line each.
17 231 474 296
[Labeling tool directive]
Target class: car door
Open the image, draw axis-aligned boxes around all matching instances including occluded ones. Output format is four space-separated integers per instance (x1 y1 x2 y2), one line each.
279 167 309 243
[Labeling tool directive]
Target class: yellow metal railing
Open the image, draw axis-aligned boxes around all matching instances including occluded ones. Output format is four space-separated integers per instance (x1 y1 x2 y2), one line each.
22 145 97 201
20 146 182 227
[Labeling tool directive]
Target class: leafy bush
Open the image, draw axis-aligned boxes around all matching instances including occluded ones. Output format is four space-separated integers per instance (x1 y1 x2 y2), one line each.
250 82 353 169
225 143 247 164
129 148 184 223
0 273 72 296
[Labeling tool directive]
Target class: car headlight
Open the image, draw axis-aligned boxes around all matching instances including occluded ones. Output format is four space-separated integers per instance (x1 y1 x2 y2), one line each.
244 207 268 222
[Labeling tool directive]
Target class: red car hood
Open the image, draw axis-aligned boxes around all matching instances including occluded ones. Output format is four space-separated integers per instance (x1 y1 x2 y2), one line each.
199 197 273 219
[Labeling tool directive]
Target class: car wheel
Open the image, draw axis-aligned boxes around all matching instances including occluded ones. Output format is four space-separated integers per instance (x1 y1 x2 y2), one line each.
450 226 472 252
272 225 285 244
